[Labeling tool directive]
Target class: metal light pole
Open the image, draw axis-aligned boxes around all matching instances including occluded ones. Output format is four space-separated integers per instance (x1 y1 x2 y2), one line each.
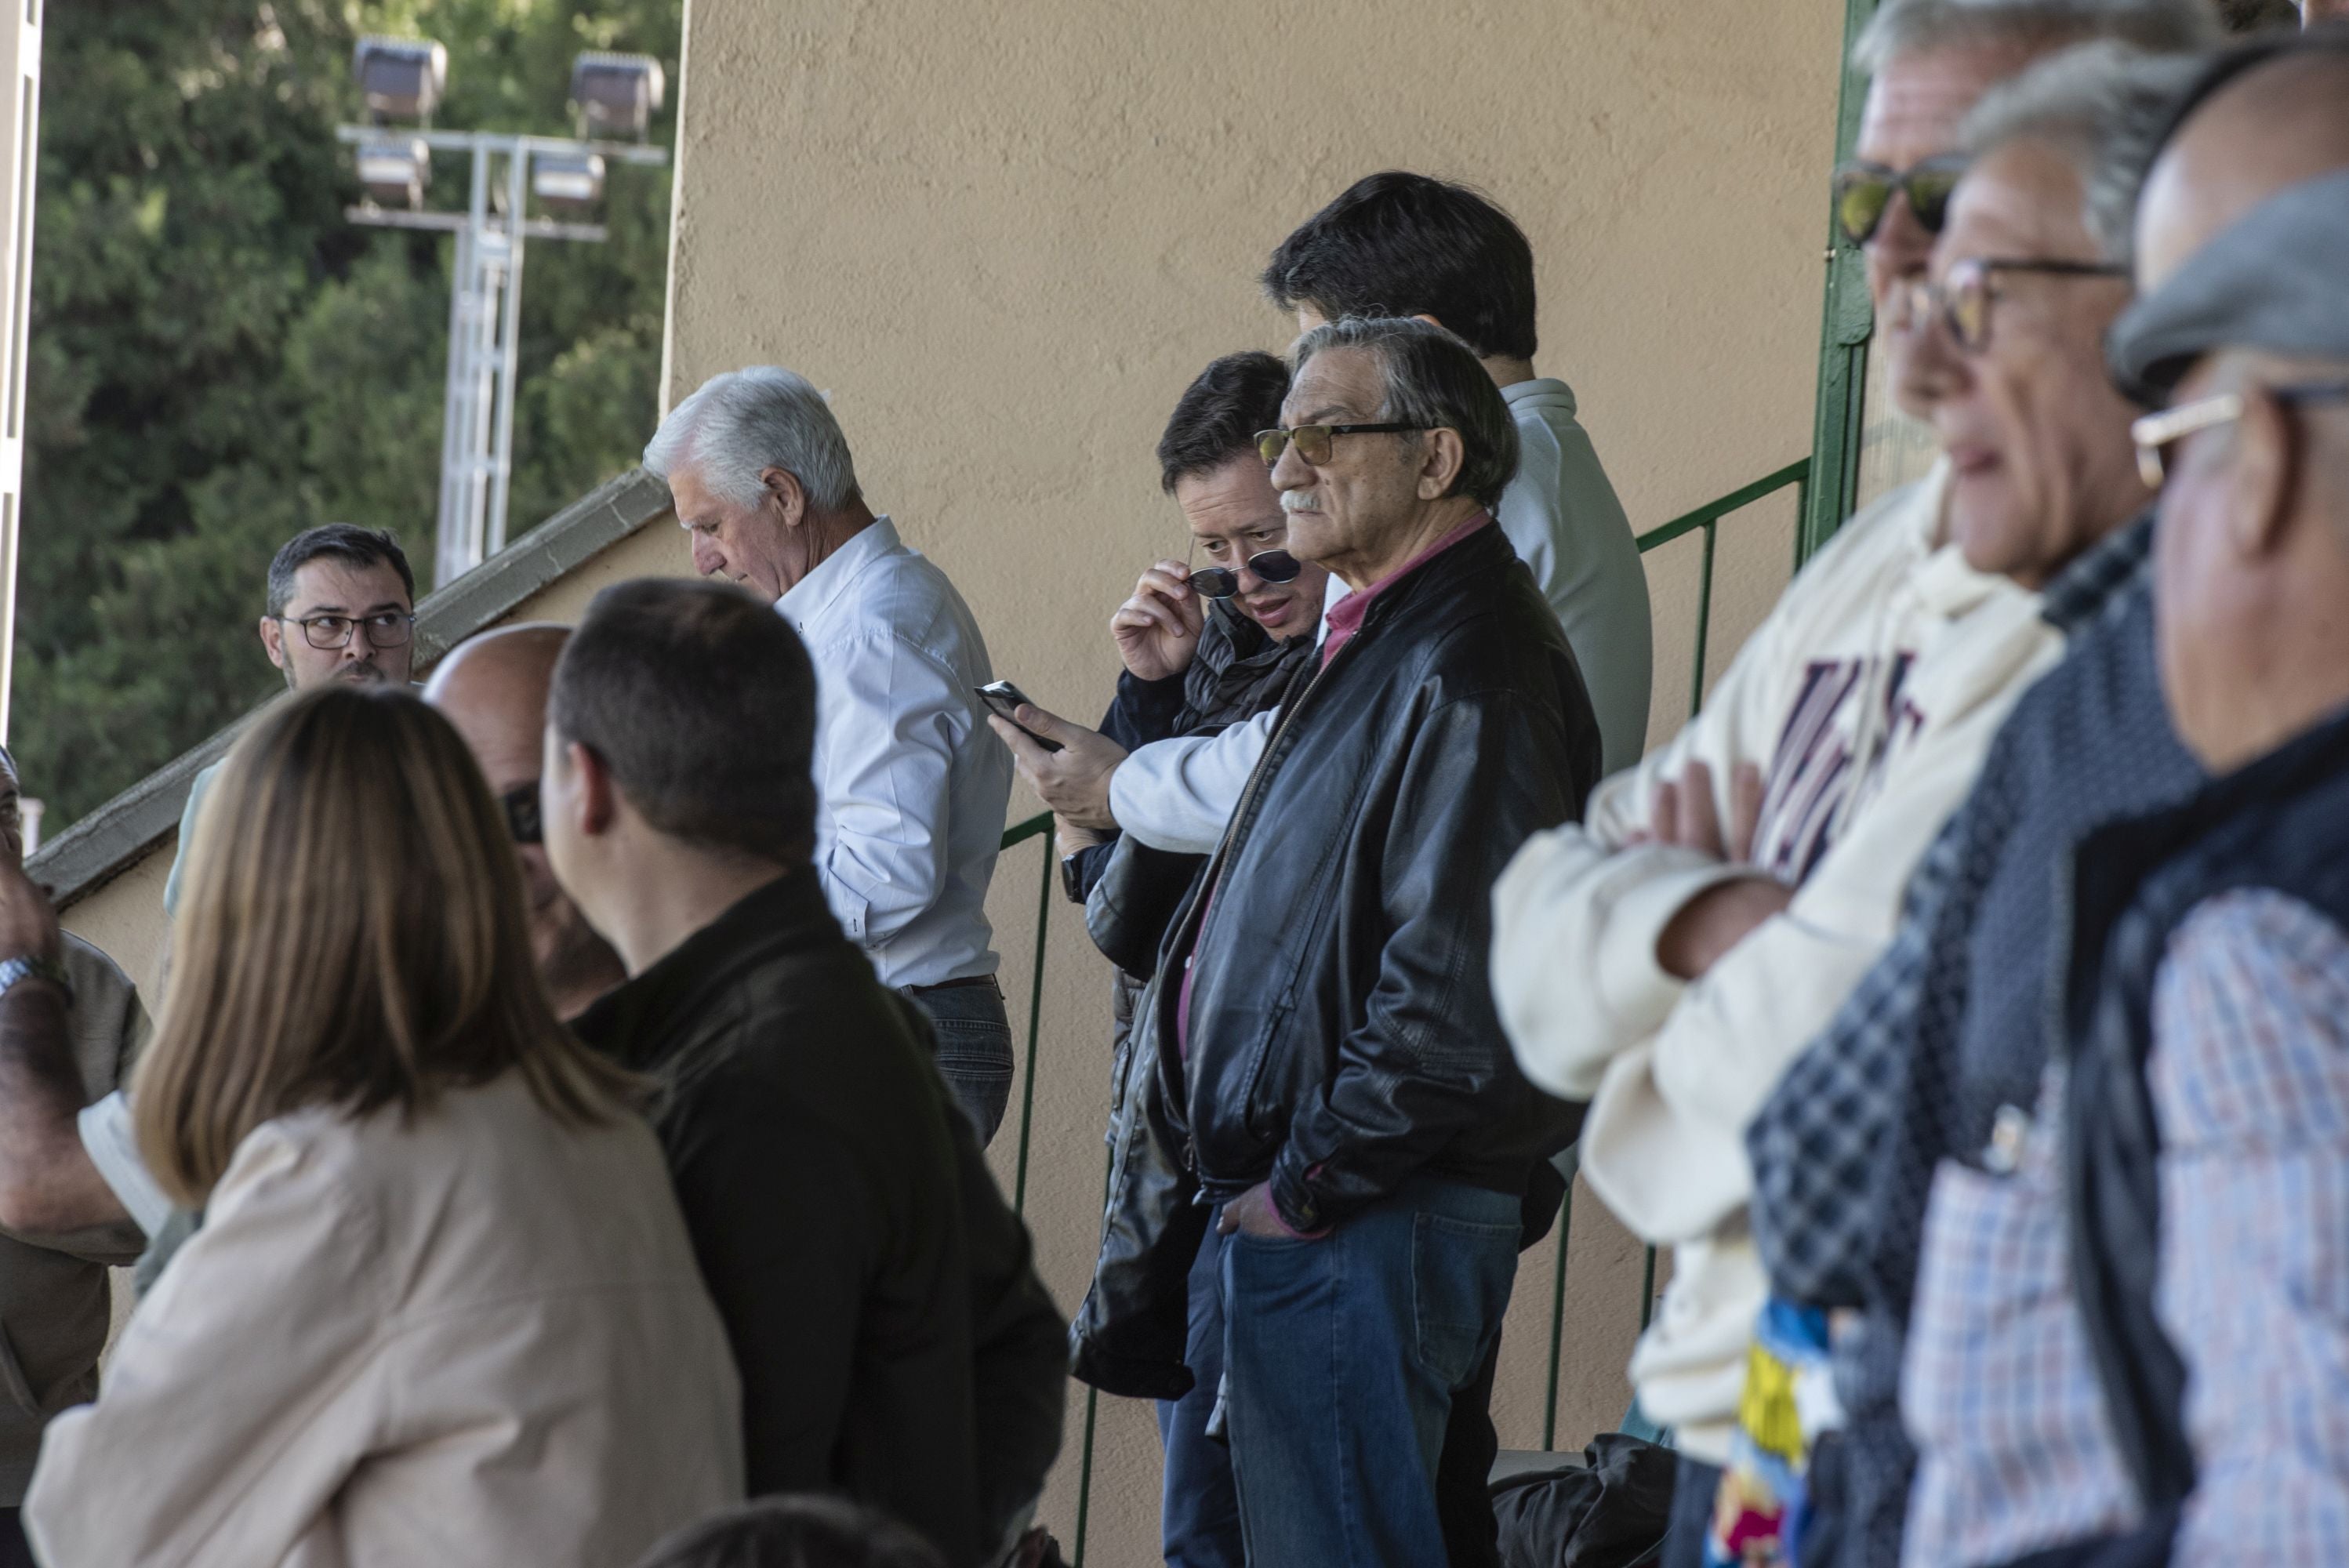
342 43 667 586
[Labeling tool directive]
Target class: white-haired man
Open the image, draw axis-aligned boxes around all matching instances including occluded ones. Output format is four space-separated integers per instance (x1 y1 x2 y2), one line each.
644 368 1016 1144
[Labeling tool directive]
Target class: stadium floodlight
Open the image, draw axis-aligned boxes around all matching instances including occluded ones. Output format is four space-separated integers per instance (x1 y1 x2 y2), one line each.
569 53 665 141
530 152 606 213
354 136 433 210
353 37 448 126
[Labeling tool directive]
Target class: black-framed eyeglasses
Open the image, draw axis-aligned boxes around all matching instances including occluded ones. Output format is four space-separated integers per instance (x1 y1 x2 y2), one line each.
2131 379 2349 490
499 782 543 846
1254 423 1425 467
1832 154 1969 245
1891 256 2129 355
278 610 416 651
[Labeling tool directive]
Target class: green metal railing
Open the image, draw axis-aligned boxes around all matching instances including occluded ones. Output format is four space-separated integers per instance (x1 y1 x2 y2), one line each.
997 457 1811 1561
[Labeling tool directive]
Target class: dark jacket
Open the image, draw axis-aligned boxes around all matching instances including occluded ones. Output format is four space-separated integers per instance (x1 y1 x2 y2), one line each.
2052 704 2349 1566
1073 521 1599 1396
572 873 1066 1568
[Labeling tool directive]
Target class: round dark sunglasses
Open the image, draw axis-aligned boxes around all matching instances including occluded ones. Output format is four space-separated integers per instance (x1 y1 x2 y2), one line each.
1189 548 1304 600
1832 154 1970 245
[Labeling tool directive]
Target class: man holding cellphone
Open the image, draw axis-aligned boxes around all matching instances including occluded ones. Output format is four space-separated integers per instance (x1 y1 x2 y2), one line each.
645 367 1017 1144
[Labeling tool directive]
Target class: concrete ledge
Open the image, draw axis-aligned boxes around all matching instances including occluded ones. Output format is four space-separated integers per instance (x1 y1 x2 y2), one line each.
33 467 674 910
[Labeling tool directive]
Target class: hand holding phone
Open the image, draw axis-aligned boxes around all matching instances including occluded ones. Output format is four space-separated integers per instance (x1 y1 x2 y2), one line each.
976 681 1064 753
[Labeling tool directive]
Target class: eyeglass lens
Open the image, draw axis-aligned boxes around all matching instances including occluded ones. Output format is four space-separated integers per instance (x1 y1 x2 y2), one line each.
1191 550 1304 599
1254 426 1336 466
298 612 414 651
1834 161 1963 246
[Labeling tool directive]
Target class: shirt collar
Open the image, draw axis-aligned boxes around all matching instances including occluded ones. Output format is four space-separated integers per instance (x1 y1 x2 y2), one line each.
1500 377 1577 419
2038 510 2155 634
1323 510 1493 644
775 515 902 633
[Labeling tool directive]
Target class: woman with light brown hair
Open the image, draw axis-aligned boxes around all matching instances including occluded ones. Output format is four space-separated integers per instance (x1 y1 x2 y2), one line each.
23 684 744 1567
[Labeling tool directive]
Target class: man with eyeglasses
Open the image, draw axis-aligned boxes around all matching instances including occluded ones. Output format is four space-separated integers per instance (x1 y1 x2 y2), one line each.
1048 316 1599 1568
161 523 419 916
1833 33 2349 1568
1487 8 2209 1564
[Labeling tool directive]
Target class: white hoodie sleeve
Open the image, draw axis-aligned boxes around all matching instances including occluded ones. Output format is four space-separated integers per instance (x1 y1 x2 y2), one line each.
1490 496 1912 1102
1108 708 1278 854
1573 598 2057 1245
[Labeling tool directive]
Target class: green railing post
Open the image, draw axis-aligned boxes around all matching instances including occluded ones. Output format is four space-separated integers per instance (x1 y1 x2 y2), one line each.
1540 1178 1574 1451
1000 811 1053 1216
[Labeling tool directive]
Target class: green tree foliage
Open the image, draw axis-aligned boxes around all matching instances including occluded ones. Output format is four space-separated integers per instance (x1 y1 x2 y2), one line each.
16 0 678 828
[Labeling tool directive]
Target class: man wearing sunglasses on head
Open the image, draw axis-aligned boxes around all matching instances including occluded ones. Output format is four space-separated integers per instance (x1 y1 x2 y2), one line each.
160 523 420 918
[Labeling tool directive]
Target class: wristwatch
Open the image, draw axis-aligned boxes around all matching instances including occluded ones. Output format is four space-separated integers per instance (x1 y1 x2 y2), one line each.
0 953 71 1005
1060 851 1087 906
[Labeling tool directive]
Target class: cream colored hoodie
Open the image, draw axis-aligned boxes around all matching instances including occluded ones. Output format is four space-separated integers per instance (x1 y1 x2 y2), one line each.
1490 466 2059 1461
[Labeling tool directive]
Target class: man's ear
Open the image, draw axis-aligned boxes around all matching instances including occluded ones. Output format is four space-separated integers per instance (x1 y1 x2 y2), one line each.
1416 427 1469 501
761 466 810 530
259 615 287 670
1410 312 1446 332
569 741 621 838
2227 388 2297 560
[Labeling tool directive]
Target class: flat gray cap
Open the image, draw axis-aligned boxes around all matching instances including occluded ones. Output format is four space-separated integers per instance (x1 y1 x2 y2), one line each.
2108 166 2349 403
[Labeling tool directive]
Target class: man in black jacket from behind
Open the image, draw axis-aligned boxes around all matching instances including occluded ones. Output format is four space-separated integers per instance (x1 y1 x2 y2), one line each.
1052 318 1599 1567
541 578 1065 1568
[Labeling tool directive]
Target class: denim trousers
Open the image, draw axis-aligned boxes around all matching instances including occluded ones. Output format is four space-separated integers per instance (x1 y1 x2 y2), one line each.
1158 1221 1247 1568
906 978 1015 1146
1219 1176 1521 1568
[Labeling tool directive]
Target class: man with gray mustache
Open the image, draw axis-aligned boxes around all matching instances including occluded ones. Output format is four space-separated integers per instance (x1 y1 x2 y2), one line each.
1007 317 1601 1566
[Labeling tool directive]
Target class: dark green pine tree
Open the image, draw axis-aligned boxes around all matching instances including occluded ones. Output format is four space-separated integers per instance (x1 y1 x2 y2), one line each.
16 0 677 829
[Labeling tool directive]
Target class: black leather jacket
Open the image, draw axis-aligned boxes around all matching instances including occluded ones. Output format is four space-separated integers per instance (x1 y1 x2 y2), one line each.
1073 521 1599 1397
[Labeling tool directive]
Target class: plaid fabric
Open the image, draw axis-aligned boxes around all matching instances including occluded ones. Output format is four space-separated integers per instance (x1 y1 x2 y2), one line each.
1739 514 2179 1568
1900 1067 2140 1568
2153 891 2349 1566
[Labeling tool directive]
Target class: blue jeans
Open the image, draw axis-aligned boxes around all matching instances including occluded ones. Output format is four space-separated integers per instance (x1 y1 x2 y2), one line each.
1158 1221 1246 1568
906 978 1015 1146
1220 1177 1520 1568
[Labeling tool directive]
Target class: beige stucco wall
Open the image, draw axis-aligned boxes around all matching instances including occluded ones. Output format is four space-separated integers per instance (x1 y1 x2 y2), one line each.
62 0 1846 1553
659 0 1843 1556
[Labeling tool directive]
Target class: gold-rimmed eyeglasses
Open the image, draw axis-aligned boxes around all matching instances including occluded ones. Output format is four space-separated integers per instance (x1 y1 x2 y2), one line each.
1890 256 2129 355
2130 379 2349 490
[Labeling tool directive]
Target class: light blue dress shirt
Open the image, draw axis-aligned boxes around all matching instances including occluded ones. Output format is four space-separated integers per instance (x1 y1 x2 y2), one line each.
776 517 1010 989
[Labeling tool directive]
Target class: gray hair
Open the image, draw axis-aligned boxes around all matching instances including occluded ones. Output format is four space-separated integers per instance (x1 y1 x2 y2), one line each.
1291 317 1520 514
1853 0 2218 74
1959 42 2213 259
643 366 861 513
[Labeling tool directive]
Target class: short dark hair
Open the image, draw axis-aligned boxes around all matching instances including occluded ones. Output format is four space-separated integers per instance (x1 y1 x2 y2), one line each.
1293 316 1521 514
634 1497 948 1568
1261 172 1539 363
1156 351 1289 495
550 579 819 865
266 524 416 618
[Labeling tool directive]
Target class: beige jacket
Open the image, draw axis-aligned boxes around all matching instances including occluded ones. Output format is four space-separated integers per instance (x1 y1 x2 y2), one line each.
25 1071 743 1567
1493 467 2060 1459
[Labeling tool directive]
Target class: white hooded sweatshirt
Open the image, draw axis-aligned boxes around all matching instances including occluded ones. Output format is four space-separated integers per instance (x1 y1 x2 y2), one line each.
1490 465 2059 1461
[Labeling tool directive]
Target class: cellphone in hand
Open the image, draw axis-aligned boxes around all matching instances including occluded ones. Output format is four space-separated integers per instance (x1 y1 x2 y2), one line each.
975 681 1064 753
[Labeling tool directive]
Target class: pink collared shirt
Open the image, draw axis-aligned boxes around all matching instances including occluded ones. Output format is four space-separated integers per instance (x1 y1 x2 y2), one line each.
1320 510 1494 669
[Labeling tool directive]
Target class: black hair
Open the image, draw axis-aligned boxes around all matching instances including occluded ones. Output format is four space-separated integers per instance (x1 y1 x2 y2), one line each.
1293 317 1521 514
633 1497 948 1568
265 524 416 619
1156 351 1290 494
1261 172 1538 363
550 578 818 866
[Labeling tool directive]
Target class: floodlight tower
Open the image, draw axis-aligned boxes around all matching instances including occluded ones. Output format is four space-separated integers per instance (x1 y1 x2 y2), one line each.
343 41 668 586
